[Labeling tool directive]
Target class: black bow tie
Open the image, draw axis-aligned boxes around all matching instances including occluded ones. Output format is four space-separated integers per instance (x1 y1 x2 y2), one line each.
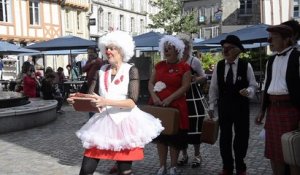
276 48 293 56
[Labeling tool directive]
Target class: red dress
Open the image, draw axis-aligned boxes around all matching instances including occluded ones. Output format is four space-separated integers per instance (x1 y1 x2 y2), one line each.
23 75 37 98
149 60 190 129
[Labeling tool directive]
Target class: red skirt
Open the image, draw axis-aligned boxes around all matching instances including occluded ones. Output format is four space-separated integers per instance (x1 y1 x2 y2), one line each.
265 95 300 163
84 147 144 161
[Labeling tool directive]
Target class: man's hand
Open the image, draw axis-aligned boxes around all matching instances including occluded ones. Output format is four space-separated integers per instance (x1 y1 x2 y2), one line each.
239 88 249 97
255 111 265 125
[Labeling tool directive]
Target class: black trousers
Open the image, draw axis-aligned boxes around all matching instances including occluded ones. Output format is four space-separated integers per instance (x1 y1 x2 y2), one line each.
79 156 133 175
218 99 249 172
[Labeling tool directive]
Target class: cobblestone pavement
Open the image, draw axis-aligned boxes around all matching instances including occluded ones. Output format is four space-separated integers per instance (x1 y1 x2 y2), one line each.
0 100 272 175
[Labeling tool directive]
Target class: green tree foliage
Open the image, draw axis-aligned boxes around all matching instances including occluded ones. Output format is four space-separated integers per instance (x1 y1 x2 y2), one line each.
148 0 199 34
201 52 222 71
239 50 268 72
200 50 268 72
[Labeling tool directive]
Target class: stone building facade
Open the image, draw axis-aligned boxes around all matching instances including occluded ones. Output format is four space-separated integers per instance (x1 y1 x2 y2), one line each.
182 0 299 39
88 0 161 42
60 0 90 39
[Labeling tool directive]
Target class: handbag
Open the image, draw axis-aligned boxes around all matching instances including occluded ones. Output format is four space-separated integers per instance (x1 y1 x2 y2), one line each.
201 117 219 144
140 105 180 135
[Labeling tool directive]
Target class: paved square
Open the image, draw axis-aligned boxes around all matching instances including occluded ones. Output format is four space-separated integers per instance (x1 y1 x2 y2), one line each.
0 101 272 175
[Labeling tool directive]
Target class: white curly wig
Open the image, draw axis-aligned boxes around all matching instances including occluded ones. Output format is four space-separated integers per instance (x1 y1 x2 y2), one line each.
158 35 185 60
177 33 193 57
98 31 135 62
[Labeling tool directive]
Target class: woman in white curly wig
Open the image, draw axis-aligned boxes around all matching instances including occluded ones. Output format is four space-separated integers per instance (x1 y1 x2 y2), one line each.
177 34 207 168
70 31 164 175
148 35 191 175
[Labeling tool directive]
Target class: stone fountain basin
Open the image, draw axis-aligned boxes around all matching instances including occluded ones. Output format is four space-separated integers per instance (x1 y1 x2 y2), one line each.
0 98 58 134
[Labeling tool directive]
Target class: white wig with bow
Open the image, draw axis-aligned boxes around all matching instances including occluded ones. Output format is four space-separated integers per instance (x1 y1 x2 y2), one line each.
98 31 135 62
158 35 185 60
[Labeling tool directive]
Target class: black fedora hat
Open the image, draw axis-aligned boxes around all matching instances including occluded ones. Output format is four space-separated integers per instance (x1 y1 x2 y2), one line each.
220 35 245 51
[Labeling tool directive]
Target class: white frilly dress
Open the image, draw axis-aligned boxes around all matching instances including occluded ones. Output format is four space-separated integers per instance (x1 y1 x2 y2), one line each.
76 63 164 160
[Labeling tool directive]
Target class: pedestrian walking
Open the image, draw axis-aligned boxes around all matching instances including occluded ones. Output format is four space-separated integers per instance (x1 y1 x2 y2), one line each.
208 35 257 175
81 47 103 94
255 24 300 175
0 56 3 80
81 47 104 119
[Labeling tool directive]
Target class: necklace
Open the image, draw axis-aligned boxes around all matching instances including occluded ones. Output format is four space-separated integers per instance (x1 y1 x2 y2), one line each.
166 60 179 73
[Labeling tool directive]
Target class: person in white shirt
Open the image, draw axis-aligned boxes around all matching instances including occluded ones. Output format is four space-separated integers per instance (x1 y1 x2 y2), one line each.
208 35 257 175
255 24 300 175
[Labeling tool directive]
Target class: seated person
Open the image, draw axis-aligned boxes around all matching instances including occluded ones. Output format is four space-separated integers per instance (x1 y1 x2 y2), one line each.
23 70 39 98
41 73 64 114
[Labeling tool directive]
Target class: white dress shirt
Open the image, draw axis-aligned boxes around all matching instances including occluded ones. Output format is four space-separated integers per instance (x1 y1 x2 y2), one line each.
208 58 258 110
263 47 292 95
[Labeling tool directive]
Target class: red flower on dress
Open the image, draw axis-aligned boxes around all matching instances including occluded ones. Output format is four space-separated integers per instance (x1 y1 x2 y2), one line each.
114 79 120 85
114 75 124 85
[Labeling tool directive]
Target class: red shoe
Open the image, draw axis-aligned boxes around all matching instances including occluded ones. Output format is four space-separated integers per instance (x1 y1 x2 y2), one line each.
218 169 233 175
236 171 247 175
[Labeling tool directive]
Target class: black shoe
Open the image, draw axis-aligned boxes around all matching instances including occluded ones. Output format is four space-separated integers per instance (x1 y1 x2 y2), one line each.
177 155 188 166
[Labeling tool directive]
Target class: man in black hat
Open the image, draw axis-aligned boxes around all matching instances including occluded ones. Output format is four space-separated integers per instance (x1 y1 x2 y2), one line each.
208 35 257 175
256 24 300 174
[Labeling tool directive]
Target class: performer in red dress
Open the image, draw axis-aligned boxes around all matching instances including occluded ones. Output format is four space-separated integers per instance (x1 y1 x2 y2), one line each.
148 35 191 175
